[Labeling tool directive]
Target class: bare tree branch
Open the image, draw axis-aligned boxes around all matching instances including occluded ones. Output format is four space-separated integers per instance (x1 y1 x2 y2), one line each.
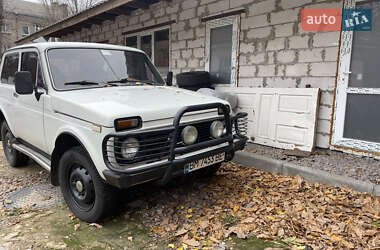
40 0 99 17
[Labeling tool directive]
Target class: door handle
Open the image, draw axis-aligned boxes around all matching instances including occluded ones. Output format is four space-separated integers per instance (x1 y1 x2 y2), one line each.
13 92 19 98
343 71 352 75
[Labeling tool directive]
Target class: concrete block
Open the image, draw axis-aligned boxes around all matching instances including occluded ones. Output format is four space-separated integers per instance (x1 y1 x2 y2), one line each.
299 48 323 62
317 119 331 134
300 77 335 91
320 91 334 106
277 50 296 64
267 38 285 51
188 58 199 68
324 47 339 62
182 0 199 10
178 30 194 40
208 0 229 14
181 49 192 58
266 77 297 88
233 151 283 174
318 105 333 120
286 63 308 76
248 0 276 16
240 43 255 54
310 62 338 77
282 163 375 194
240 65 257 77
288 35 309 49
250 53 266 64
257 65 276 77
281 0 312 9
313 32 340 47
274 23 294 37
271 9 299 25
316 133 330 149
247 27 272 39
242 15 269 30
179 8 196 21
193 48 204 58
172 41 186 50
230 0 254 8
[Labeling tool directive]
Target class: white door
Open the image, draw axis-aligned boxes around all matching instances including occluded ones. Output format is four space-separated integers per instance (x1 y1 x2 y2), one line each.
217 87 320 152
0 52 20 134
332 0 380 154
13 49 47 152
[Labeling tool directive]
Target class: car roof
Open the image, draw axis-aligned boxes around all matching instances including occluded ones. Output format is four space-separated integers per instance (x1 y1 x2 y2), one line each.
5 42 143 54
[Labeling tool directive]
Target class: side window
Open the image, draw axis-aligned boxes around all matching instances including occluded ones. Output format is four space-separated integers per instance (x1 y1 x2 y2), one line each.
21 52 40 87
1 53 20 85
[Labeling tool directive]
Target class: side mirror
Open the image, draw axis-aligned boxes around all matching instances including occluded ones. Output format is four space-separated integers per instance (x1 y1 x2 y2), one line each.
15 71 34 95
166 71 173 86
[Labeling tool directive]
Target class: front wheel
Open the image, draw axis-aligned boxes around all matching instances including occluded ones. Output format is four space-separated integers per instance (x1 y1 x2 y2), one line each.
1 122 29 167
58 146 118 222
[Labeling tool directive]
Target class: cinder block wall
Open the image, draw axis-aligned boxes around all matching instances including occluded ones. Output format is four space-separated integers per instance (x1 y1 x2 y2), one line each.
61 0 344 149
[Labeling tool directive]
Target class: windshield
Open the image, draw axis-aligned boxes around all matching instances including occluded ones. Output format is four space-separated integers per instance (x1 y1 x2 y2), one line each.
47 48 165 90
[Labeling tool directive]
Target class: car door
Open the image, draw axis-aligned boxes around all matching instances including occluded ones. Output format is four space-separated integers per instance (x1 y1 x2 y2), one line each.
13 49 47 152
0 52 21 135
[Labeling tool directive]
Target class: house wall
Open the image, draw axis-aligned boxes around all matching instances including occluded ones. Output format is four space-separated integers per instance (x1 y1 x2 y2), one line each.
60 0 344 149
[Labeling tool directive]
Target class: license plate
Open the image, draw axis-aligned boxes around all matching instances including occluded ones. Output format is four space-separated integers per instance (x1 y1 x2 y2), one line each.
184 153 225 174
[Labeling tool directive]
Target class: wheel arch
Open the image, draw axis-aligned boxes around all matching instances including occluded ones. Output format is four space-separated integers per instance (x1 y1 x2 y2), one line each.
50 132 87 186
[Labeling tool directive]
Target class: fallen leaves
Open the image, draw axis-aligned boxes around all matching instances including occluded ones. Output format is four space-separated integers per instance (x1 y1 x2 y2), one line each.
74 224 80 231
89 223 103 229
139 163 380 249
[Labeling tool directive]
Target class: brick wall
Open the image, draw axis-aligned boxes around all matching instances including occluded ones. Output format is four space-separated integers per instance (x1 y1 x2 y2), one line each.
61 0 344 149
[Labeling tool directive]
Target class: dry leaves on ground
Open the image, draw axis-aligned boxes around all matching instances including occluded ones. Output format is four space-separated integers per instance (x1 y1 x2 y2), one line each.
137 163 380 249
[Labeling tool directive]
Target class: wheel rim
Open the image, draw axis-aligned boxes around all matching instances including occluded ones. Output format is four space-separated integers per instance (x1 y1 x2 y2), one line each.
68 164 95 211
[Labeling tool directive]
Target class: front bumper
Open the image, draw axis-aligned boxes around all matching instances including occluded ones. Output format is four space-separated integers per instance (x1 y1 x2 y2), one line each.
103 136 247 189
102 103 248 189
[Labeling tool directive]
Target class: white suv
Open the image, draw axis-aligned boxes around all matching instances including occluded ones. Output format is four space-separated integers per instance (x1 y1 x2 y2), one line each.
0 42 247 222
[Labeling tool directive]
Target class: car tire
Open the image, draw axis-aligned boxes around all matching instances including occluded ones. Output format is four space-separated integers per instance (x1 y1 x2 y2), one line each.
58 146 118 223
176 71 210 88
1 122 29 167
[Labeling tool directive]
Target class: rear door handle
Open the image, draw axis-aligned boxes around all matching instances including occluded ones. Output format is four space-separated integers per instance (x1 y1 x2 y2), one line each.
13 92 18 98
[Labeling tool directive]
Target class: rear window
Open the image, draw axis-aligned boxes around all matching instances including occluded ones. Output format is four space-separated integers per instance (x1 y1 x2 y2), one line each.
1 53 19 85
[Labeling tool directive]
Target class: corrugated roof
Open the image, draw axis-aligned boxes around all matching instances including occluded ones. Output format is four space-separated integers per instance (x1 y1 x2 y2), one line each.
16 0 154 44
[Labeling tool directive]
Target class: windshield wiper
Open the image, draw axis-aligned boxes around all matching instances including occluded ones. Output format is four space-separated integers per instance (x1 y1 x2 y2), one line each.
107 78 156 85
64 81 100 86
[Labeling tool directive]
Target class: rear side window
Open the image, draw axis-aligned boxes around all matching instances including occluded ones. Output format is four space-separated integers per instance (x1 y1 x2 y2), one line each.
21 52 39 86
1 53 19 85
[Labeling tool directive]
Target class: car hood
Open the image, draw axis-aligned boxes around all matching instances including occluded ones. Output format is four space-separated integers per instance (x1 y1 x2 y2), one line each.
51 86 228 127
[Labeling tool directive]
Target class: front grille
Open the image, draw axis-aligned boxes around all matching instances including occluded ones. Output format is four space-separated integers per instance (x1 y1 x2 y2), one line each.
103 128 172 167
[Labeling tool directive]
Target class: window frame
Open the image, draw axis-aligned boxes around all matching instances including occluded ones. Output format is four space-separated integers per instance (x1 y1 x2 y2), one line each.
22 26 30 37
1 23 11 33
0 51 21 85
125 26 171 75
20 50 45 89
205 16 240 87
331 0 380 154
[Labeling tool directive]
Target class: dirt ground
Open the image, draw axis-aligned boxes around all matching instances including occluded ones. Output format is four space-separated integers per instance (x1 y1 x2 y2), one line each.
0 146 379 249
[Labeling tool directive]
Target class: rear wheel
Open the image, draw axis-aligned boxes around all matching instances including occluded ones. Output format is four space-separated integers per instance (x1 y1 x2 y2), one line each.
1 122 29 167
58 146 118 222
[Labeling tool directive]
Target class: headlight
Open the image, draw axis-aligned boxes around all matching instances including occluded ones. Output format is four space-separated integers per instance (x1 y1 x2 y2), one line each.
182 126 198 145
210 121 225 139
120 137 140 160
